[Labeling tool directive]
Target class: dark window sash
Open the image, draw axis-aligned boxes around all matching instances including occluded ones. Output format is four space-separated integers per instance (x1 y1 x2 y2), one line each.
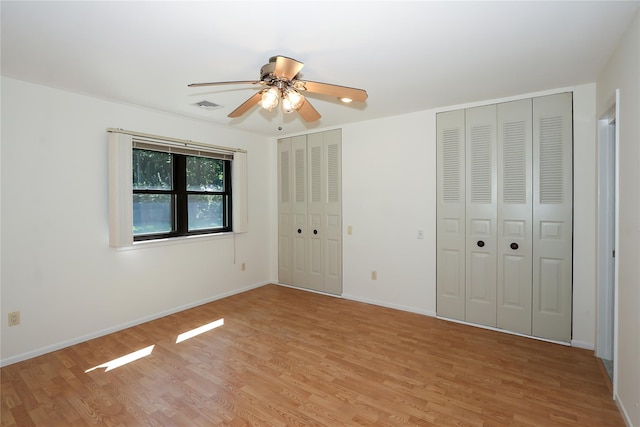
133 152 232 241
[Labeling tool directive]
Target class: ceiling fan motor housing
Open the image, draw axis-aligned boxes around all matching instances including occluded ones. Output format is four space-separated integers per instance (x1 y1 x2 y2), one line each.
260 62 274 79
261 56 302 82
260 62 282 82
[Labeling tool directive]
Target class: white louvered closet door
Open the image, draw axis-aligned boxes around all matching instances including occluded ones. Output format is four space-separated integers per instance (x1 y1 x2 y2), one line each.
291 135 308 287
306 132 325 292
532 93 573 342
436 110 466 321
306 130 342 294
278 130 342 295
465 105 498 327
497 99 533 335
436 93 572 342
277 138 293 285
319 129 343 295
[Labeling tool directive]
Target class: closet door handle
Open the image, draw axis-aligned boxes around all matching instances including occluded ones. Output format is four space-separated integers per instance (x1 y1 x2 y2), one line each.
297 229 302 234
510 242 519 250
313 230 318 235
477 240 485 248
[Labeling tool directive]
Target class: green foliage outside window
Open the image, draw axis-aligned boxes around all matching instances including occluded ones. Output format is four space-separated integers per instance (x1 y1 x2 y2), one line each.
132 148 231 239
133 149 172 190
187 156 224 192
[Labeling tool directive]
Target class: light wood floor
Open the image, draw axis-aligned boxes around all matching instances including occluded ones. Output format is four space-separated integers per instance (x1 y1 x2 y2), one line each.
1 284 623 426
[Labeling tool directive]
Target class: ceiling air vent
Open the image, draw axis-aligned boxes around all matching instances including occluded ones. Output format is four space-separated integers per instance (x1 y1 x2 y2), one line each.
194 100 223 111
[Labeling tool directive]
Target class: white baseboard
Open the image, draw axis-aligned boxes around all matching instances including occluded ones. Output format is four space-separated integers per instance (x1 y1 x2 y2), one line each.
0 281 270 367
341 293 437 317
436 315 572 346
615 394 635 427
273 285 437 317
571 339 595 350
275 282 342 298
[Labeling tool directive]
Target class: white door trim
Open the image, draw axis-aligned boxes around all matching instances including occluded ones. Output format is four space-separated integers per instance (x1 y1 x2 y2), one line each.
595 89 620 397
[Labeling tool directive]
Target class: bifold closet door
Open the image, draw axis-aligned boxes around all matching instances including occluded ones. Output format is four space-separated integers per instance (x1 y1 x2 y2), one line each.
497 99 533 335
306 130 342 294
306 133 324 292
436 109 466 321
532 93 573 342
291 135 308 287
437 93 573 341
325 130 343 295
277 130 343 295
465 105 498 327
277 138 293 284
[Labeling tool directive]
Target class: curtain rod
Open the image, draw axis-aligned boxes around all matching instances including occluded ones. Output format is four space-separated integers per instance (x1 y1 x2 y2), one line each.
107 128 247 154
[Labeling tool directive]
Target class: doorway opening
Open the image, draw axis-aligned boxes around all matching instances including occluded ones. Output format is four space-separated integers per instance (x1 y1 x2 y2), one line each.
596 91 619 394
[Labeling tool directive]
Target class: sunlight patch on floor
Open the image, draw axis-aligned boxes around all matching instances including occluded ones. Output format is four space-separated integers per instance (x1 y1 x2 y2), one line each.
85 345 155 373
83 318 224 374
176 318 224 344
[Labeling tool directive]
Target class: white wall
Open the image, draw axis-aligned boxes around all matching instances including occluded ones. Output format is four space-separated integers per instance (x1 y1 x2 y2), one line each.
596 9 640 427
342 111 437 315
340 84 598 348
0 77 276 365
1 75 603 374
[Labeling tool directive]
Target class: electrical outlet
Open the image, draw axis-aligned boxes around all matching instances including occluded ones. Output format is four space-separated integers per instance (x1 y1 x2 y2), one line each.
347 226 353 235
241 262 246 271
8 311 20 327
371 271 377 280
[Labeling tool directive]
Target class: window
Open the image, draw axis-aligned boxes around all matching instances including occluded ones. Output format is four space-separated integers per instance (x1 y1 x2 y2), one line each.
108 130 248 248
132 149 232 240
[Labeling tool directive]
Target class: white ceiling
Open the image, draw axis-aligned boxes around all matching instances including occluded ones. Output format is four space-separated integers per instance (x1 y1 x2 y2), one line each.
2 1 638 137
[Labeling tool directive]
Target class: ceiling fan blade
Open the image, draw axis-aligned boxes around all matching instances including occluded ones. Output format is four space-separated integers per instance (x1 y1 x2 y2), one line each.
298 80 368 102
228 92 263 118
297 98 321 122
188 80 261 88
272 56 304 80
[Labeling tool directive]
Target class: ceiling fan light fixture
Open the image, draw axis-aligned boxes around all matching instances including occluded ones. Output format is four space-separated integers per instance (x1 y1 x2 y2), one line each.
282 88 304 114
260 87 279 111
189 55 367 123
281 97 295 114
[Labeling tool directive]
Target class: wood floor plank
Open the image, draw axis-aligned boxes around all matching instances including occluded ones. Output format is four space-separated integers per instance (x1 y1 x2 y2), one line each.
1 284 624 426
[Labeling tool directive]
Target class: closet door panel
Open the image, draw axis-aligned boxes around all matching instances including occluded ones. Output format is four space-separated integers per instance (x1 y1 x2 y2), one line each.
292 136 308 286
532 93 573 342
497 99 533 335
307 213 323 290
465 104 498 327
436 110 466 320
277 138 293 284
322 129 343 295
306 134 324 291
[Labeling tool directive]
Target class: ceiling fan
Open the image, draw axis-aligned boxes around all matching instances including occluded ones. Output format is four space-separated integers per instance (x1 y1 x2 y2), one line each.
188 55 368 122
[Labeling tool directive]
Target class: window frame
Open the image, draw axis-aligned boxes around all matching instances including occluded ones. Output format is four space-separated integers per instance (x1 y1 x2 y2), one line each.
108 129 248 248
132 149 233 242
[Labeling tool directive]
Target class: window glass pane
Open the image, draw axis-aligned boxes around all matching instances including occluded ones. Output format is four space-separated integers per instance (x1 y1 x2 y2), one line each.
188 195 224 230
133 194 173 235
186 156 224 191
133 149 172 190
